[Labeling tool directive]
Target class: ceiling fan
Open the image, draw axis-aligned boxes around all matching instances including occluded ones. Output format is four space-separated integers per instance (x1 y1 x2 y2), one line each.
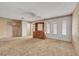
20 8 41 20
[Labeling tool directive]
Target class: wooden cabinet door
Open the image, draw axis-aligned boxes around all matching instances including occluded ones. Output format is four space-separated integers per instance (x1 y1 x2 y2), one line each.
33 22 45 39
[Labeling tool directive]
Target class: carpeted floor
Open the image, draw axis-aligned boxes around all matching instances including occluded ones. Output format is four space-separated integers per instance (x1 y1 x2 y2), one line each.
0 38 77 56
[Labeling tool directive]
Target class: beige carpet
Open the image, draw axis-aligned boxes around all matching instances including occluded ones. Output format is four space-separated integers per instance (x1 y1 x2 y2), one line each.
0 38 77 56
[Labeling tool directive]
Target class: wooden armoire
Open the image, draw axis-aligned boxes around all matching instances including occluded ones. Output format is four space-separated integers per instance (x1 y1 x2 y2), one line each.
33 22 45 39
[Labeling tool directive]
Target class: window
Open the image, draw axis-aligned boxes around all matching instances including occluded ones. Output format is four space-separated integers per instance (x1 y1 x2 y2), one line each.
53 23 57 34
46 23 50 33
62 20 67 35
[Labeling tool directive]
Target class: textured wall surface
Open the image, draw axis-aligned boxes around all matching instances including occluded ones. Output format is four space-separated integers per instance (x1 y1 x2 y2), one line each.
0 18 12 39
72 3 79 55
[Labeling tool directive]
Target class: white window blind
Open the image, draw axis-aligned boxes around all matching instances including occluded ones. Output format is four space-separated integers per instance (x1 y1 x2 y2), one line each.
46 23 50 33
53 23 57 34
62 20 67 35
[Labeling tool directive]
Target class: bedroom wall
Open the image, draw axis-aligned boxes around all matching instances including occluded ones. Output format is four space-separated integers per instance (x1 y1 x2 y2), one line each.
0 18 32 39
72 3 79 55
44 16 72 42
0 18 23 39
0 18 12 39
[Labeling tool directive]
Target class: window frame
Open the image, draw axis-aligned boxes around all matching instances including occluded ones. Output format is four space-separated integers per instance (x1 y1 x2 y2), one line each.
53 22 57 34
46 23 50 34
62 20 67 35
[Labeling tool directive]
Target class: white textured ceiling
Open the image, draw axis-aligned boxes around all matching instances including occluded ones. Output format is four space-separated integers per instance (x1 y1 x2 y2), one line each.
0 2 77 21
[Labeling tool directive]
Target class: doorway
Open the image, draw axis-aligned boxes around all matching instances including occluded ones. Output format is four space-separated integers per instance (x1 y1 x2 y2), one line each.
12 20 22 37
